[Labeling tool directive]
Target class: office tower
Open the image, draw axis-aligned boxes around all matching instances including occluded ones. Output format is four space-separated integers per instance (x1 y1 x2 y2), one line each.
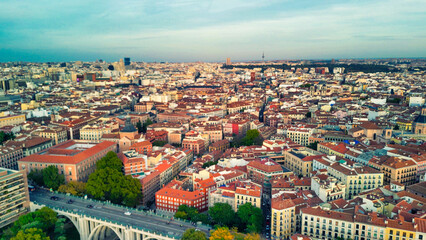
226 57 231 65
124 57 131 66
0 168 30 228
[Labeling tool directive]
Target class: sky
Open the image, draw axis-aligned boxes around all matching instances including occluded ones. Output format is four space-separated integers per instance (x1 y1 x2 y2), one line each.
0 0 425 62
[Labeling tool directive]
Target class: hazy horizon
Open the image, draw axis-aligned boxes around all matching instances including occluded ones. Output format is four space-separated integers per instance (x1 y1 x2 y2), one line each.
1 0 426 62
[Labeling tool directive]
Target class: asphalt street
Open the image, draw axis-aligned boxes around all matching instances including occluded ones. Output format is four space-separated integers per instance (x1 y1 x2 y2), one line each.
30 190 210 238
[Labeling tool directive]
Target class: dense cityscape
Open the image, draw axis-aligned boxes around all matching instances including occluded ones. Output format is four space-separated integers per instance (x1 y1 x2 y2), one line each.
0 57 425 240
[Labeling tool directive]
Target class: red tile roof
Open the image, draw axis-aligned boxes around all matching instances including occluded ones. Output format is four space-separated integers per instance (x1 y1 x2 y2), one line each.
18 140 116 165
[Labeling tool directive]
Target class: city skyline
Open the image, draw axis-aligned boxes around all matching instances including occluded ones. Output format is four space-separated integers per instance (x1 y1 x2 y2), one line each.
1 0 426 62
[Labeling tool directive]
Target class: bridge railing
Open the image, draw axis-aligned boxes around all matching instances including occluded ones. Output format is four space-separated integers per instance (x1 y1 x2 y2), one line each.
52 191 212 231
33 202 181 239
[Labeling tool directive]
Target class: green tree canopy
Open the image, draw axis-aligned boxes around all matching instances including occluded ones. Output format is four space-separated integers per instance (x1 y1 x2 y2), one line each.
182 228 207 240
96 151 123 172
86 167 142 207
136 121 143 133
208 203 235 226
174 211 188 220
12 207 57 234
28 170 44 186
152 140 168 147
11 228 50 240
232 129 264 147
0 131 15 145
175 205 200 221
42 166 65 191
58 181 86 197
142 119 153 133
236 203 263 233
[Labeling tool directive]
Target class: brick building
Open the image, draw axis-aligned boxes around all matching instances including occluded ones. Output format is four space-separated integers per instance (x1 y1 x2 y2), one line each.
247 159 284 184
18 140 116 182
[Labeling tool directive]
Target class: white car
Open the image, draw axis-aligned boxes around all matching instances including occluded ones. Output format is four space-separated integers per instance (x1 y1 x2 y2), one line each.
124 211 131 216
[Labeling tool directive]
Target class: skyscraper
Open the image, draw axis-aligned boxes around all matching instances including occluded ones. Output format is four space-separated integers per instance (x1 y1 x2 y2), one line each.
226 57 231 65
124 57 131 66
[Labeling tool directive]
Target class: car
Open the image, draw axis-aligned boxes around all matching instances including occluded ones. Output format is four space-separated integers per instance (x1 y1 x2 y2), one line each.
180 224 183 227
86 205 93 209
124 211 131 216
67 199 74 204
50 196 59 201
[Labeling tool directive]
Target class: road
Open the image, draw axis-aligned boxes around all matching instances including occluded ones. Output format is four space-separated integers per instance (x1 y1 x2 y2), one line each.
30 190 211 238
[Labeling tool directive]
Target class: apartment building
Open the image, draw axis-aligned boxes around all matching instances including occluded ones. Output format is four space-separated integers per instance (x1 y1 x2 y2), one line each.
284 126 315 146
311 175 346 202
18 140 116 182
0 168 30 228
235 184 262 210
33 126 67 145
282 148 324 177
271 198 296 239
381 157 417 186
155 187 208 213
0 146 23 170
247 159 284 184
328 163 383 199
301 207 355 240
182 138 205 156
0 114 26 128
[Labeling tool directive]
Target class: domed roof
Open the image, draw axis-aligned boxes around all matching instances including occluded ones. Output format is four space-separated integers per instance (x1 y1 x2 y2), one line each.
414 115 426 124
121 115 137 133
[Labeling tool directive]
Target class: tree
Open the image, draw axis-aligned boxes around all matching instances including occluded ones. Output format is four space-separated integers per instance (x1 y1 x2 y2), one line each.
152 140 167 147
12 207 57 235
305 112 312 118
142 119 153 133
136 121 143 133
96 151 123 172
175 205 200 221
11 228 50 240
28 170 44 186
202 160 218 168
394 125 400 130
307 141 318 151
86 167 142 207
58 181 86 197
210 227 234 240
54 218 66 239
174 211 188 220
208 203 235 226
0 131 15 145
42 166 65 190
244 233 261 240
182 229 207 240
236 203 263 233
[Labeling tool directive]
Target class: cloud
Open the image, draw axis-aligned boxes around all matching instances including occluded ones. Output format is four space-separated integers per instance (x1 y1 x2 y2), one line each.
0 0 425 61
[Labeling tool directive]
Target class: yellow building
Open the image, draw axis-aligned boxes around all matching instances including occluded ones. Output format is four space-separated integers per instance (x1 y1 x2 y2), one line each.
396 119 412 131
34 127 67 145
317 142 347 158
21 101 40 110
235 185 261 210
381 157 417 186
271 198 296 239
0 114 26 128
385 219 416 240
282 148 323 177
